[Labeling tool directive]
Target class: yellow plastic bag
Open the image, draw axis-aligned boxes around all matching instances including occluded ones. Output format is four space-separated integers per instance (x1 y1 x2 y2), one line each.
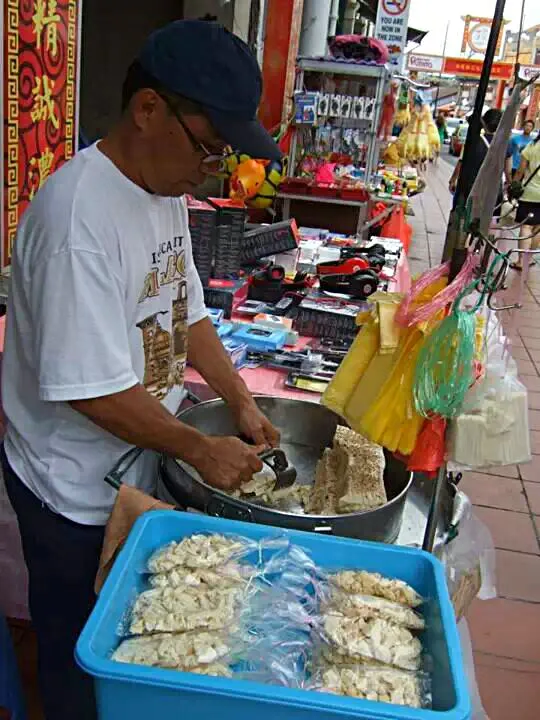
342 351 397 428
321 311 379 417
344 278 450 455
356 328 425 455
321 293 403 417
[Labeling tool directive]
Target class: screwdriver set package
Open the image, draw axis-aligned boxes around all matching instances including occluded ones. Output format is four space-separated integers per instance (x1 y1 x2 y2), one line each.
186 197 216 286
209 198 247 279
203 279 249 319
241 219 300 264
293 292 368 341
186 197 247 282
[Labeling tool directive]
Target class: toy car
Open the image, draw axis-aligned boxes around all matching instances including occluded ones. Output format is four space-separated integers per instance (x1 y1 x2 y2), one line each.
317 257 371 276
248 263 316 304
317 244 386 276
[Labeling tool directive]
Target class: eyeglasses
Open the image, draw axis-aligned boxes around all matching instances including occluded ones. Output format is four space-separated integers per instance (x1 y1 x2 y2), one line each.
157 92 228 168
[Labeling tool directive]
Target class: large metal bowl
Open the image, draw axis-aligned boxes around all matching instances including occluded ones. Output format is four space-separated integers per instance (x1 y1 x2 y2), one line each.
159 396 414 543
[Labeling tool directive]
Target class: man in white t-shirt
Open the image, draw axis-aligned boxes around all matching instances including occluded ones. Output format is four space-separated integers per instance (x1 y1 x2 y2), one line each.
1 20 282 719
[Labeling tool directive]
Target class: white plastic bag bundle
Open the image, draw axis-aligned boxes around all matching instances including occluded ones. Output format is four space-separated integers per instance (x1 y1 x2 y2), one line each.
439 501 496 621
447 325 530 468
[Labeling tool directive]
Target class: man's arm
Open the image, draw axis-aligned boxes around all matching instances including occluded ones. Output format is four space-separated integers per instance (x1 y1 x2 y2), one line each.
449 160 461 193
187 317 280 446
514 155 529 184
27 233 264 490
187 317 252 410
504 156 513 187
71 385 264 489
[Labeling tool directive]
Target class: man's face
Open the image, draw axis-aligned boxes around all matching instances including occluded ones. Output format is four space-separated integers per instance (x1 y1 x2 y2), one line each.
524 122 534 137
131 89 226 196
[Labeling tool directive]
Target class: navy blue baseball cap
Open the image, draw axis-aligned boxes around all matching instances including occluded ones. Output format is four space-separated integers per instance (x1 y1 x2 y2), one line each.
138 20 282 161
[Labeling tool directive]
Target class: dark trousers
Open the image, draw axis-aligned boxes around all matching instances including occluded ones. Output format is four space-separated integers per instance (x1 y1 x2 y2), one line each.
2 447 104 720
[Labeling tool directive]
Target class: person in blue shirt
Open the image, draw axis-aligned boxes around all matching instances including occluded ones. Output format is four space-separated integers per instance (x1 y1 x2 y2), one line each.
509 120 535 177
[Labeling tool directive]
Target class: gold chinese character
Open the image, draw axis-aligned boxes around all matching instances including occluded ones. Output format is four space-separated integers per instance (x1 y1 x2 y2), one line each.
32 0 60 57
28 146 54 200
31 75 59 130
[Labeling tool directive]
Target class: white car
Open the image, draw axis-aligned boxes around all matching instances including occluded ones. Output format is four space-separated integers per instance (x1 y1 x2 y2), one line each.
445 118 462 143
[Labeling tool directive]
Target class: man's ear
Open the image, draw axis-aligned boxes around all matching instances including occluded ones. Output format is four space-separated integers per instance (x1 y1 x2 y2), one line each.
130 89 161 132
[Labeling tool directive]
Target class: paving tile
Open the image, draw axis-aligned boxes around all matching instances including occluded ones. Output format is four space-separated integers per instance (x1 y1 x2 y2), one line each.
521 335 540 350
409 262 430 276
515 316 540 328
516 317 540 330
474 651 540 674
525 347 540 363
519 326 540 339
509 334 524 348
526 391 540 409
473 507 539 553
521 374 540 393
516 357 539 376
468 598 540 661
474 662 540 720
519 455 540 482
524 482 540 514
514 308 540 328
529 409 540 431
530 430 540 455
496 549 540 602
474 465 520 479
514 305 540 315
459 473 528 512
511 346 533 360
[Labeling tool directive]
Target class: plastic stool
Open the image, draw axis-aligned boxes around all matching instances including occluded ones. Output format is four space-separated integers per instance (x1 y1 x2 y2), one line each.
0 614 27 720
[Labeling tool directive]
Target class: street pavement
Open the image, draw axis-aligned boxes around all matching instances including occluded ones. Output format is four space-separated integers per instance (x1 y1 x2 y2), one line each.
441 143 459 167
409 162 540 720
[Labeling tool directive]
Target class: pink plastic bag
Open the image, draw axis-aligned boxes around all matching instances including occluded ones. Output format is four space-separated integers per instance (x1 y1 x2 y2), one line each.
314 163 336 184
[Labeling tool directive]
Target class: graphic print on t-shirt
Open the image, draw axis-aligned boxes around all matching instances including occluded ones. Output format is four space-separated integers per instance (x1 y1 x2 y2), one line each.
137 236 189 401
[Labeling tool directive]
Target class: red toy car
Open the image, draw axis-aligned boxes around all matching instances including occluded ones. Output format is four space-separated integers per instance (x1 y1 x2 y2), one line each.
316 257 371 276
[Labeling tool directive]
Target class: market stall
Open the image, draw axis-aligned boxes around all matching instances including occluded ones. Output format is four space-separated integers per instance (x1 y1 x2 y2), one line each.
273 55 433 240
74 196 523 718
0 9 515 720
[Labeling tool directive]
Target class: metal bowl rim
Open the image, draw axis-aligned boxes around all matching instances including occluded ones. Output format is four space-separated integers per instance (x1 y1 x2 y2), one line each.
173 396 414 520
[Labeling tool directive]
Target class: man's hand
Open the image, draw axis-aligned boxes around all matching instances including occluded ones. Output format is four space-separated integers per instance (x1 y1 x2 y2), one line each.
189 436 265 491
188 319 280 447
449 177 457 194
232 400 280 448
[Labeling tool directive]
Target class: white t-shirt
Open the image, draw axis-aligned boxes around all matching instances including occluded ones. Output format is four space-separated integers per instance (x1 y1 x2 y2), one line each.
2 143 208 525
521 141 540 204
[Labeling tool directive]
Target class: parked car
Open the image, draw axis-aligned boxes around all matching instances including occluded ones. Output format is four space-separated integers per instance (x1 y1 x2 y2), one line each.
445 117 461 143
450 123 468 156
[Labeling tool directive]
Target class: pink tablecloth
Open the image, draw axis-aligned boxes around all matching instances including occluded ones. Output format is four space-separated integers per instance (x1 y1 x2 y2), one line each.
185 252 411 400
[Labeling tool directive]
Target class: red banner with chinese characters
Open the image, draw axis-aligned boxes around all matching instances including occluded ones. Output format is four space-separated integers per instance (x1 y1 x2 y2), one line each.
442 56 513 81
2 0 80 269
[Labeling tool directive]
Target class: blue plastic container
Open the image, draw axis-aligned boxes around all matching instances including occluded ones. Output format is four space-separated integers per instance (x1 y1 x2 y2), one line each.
76 511 471 720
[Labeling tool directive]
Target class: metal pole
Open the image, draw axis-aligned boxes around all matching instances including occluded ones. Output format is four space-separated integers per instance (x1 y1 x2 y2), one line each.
515 0 526 81
433 21 450 114
424 0 508 553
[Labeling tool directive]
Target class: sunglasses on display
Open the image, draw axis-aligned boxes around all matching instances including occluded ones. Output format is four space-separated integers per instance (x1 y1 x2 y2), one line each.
157 92 230 169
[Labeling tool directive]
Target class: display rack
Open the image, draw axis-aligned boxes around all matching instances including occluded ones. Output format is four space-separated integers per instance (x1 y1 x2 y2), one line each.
280 58 390 230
